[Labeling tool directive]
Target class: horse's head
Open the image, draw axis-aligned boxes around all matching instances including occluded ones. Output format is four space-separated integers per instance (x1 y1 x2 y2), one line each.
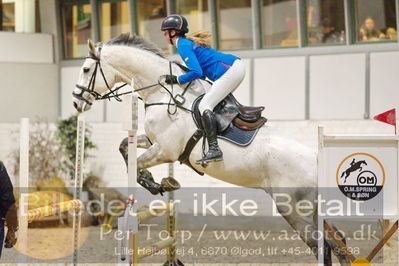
73 40 118 112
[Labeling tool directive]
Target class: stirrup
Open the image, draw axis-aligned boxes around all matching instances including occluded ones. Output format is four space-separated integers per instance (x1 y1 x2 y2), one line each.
195 153 223 166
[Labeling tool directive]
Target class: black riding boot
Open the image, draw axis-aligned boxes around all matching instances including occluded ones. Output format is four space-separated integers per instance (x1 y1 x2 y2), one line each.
196 110 223 164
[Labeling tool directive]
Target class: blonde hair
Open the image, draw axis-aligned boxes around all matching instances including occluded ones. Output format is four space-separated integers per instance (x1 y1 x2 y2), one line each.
186 31 212 47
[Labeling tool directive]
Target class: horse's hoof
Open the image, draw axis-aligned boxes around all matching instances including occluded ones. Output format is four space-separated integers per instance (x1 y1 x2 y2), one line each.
137 170 164 195
161 177 181 192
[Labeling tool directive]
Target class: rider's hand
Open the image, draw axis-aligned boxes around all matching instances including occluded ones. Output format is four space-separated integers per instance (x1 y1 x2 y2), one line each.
4 227 17 248
164 75 179 84
4 203 18 248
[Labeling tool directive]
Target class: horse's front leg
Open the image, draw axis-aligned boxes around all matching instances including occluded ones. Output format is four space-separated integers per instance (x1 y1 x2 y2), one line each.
119 134 152 167
119 135 180 195
136 143 180 195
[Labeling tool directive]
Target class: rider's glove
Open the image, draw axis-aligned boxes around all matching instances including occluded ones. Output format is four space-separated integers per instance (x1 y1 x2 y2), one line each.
4 204 18 248
165 75 179 84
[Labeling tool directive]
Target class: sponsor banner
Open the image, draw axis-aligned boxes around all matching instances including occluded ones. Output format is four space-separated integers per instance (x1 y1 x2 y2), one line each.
319 135 398 216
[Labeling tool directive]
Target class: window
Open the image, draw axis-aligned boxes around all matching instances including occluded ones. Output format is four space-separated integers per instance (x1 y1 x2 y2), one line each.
1 0 15 31
176 0 210 34
99 0 129 42
355 0 397 42
61 2 92 58
262 0 298 47
218 0 252 50
136 0 168 52
306 0 346 45
0 0 40 32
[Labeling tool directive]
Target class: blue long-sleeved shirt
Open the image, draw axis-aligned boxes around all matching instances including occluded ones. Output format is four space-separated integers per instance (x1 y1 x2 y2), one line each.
176 38 238 84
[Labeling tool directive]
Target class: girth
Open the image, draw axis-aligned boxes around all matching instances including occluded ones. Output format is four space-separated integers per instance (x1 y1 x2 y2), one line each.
177 129 204 175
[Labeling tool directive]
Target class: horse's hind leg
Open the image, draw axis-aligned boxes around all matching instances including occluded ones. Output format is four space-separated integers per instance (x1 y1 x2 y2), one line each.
324 240 332 266
325 227 351 266
305 226 350 266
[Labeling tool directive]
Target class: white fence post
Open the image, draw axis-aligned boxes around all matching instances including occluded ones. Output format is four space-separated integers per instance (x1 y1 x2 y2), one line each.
18 118 29 264
118 81 139 265
72 116 85 265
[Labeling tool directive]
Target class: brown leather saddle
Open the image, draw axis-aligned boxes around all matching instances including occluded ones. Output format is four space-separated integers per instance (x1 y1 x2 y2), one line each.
192 93 267 132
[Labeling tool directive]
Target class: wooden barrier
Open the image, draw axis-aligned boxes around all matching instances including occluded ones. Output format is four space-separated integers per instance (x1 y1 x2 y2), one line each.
137 203 173 223
27 199 82 223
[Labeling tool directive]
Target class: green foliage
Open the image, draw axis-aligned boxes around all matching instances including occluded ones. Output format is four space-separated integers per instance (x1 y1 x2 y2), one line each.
55 114 96 180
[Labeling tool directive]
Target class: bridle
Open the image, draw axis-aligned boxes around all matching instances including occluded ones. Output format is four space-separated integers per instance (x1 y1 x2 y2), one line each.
73 44 131 107
73 44 193 114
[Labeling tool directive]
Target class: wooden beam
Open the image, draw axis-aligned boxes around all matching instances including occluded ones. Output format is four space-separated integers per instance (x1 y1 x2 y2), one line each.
367 220 399 262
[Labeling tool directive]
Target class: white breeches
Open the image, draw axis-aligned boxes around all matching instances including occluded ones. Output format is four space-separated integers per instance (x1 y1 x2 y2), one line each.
198 59 245 115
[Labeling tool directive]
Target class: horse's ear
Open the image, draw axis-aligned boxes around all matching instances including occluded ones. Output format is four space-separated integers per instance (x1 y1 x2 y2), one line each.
87 39 97 58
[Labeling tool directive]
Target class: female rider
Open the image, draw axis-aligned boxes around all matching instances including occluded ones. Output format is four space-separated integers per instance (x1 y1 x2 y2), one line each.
161 14 245 165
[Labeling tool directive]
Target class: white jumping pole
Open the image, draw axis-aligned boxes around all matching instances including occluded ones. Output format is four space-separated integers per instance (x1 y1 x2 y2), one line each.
18 118 29 264
166 164 177 265
72 116 85 265
118 80 139 265
128 84 139 266
117 81 182 265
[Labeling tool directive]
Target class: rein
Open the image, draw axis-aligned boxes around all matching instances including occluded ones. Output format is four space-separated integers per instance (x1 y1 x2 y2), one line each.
139 80 193 114
74 47 192 114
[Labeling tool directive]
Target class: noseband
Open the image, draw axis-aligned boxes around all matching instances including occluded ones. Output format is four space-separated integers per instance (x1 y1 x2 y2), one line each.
73 44 130 106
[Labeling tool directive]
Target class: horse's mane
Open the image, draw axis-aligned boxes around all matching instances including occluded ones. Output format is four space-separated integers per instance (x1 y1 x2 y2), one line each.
105 33 165 58
104 33 208 93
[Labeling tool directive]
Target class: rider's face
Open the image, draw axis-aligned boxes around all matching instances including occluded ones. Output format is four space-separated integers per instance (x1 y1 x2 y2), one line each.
163 30 177 45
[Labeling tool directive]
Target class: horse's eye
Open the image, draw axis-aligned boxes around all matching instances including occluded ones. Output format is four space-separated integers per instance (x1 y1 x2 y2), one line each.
83 67 90 73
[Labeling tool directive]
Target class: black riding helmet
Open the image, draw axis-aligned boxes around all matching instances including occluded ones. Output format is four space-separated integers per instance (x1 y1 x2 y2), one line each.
161 14 189 34
161 14 188 44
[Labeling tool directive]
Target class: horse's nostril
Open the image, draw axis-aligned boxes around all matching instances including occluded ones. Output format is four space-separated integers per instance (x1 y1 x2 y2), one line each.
73 102 78 110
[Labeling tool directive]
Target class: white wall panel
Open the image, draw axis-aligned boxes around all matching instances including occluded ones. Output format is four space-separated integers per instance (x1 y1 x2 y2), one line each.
233 58 251 106
370 51 399 116
106 93 146 128
309 54 365 119
0 32 53 63
61 67 104 121
254 56 306 120
0 63 58 122
105 84 132 123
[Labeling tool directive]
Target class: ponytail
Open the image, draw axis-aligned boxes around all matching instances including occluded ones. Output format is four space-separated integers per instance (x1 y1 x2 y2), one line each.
186 30 212 48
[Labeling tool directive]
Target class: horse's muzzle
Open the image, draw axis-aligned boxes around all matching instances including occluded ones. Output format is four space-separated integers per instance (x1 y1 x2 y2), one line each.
73 87 94 112
73 97 91 113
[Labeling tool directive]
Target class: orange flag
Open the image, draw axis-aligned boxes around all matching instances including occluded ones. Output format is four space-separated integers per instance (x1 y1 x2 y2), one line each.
374 108 396 134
